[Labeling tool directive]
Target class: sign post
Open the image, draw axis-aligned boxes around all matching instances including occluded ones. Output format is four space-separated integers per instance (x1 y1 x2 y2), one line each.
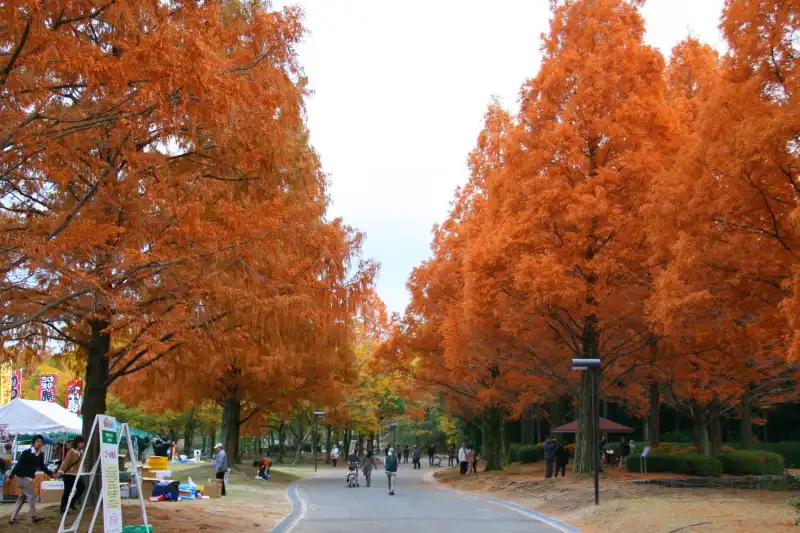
58 415 148 533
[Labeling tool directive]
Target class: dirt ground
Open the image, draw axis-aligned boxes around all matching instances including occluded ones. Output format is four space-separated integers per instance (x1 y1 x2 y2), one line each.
436 463 799 533
0 462 316 533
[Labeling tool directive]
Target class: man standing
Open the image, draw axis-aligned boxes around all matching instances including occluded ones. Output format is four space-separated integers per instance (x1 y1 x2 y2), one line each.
427 443 436 467
544 437 557 479
213 443 228 496
411 444 421 469
7 435 46 524
447 444 456 467
458 442 468 475
384 448 398 495
403 444 410 464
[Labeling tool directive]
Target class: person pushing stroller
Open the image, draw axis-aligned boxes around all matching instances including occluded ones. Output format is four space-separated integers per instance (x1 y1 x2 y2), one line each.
346 451 360 487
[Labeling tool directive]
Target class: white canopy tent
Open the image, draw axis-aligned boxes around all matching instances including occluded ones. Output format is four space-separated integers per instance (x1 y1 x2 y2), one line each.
0 398 83 436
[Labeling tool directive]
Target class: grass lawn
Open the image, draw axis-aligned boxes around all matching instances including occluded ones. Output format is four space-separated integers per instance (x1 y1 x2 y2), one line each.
0 463 316 533
435 462 798 533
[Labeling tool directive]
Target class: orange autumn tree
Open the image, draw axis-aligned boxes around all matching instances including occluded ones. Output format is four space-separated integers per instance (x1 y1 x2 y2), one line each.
377 104 540 471
0 1 333 437
645 3 800 451
458 0 672 472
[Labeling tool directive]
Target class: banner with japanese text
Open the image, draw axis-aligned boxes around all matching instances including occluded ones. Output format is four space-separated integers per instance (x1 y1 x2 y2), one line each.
0 363 11 405
39 373 57 402
11 369 22 401
65 380 83 414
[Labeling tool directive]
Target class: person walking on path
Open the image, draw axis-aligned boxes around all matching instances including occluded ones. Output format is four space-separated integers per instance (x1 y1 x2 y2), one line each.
466 445 475 475
447 444 456 467
7 435 46 524
618 437 631 469
384 448 398 495
331 445 340 467
213 443 229 496
458 442 469 475
554 443 569 478
411 444 421 469
544 437 557 479
426 443 435 467
55 436 86 515
361 451 377 487
403 445 410 464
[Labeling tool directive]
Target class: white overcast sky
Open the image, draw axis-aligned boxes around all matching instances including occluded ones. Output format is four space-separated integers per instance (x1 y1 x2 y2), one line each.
271 0 727 314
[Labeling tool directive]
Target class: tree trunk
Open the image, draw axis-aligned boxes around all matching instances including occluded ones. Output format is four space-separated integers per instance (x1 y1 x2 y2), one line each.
503 416 514 465
325 425 332 463
648 382 660 448
482 406 504 472
740 385 752 449
573 314 600 473
221 397 241 464
535 417 541 443
709 398 722 455
367 431 374 454
183 408 196 453
691 402 710 455
83 319 111 440
278 422 285 463
357 434 364 457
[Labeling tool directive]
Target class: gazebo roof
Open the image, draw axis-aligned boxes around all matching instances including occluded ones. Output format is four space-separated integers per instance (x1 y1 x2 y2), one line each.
550 416 634 434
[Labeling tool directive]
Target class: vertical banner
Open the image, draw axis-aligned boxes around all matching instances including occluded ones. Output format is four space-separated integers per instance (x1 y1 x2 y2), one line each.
65 380 83 414
11 369 22 400
98 415 123 533
39 373 57 402
0 363 11 405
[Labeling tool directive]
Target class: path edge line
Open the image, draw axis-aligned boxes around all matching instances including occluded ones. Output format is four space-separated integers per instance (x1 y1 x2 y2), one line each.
270 471 329 533
425 472 581 533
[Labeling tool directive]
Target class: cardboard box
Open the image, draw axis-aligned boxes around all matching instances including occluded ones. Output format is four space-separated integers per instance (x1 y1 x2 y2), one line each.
41 488 63 504
152 470 172 479
203 479 222 498
140 479 155 498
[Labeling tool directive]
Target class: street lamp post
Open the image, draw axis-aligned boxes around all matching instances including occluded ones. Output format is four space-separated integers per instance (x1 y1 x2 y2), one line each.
312 411 326 472
572 358 602 506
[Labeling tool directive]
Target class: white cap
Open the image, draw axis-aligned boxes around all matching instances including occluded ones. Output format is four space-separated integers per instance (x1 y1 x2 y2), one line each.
215 443 223 449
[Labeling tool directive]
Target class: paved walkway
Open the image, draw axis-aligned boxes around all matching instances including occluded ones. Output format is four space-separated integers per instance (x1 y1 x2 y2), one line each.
274 463 576 533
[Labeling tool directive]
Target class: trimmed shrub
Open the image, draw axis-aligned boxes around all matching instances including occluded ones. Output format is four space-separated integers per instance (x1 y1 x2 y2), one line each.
755 442 800 468
508 442 523 461
517 444 544 464
626 452 722 476
716 451 785 475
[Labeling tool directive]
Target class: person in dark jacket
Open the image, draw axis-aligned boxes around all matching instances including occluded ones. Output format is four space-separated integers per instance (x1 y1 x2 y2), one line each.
543 436 557 479
8 435 46 524
403 445 410 464
554 443 569 478
447 444 456 467
427 443 436 467
411 444 422 469
384 448 398 495
361 451 377 487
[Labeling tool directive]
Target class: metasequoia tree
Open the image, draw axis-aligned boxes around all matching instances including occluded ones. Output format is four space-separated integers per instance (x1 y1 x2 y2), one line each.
646 2 800 451
460 0 671 472
0 1 326 437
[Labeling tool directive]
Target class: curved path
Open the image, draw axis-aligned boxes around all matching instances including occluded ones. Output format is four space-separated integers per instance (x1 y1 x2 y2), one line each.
272 463 578 533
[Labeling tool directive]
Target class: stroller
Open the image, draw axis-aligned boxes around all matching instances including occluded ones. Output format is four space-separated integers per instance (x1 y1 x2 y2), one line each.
346 459 359 487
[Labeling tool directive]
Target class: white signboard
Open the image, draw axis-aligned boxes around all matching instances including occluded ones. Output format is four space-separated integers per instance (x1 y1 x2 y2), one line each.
641 446 651 458
98 415 123 533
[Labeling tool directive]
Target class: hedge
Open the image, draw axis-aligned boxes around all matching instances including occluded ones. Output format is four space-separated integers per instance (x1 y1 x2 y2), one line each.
517 444 544 464
626 452 723 476
755 442 800 468
716 451 785 475
508 442 523 460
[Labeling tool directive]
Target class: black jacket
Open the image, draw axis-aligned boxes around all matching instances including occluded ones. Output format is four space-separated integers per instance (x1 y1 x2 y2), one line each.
10 448 45 479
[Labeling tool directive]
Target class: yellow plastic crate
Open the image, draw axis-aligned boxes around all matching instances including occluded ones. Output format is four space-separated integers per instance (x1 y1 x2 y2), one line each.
146 456 169 471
